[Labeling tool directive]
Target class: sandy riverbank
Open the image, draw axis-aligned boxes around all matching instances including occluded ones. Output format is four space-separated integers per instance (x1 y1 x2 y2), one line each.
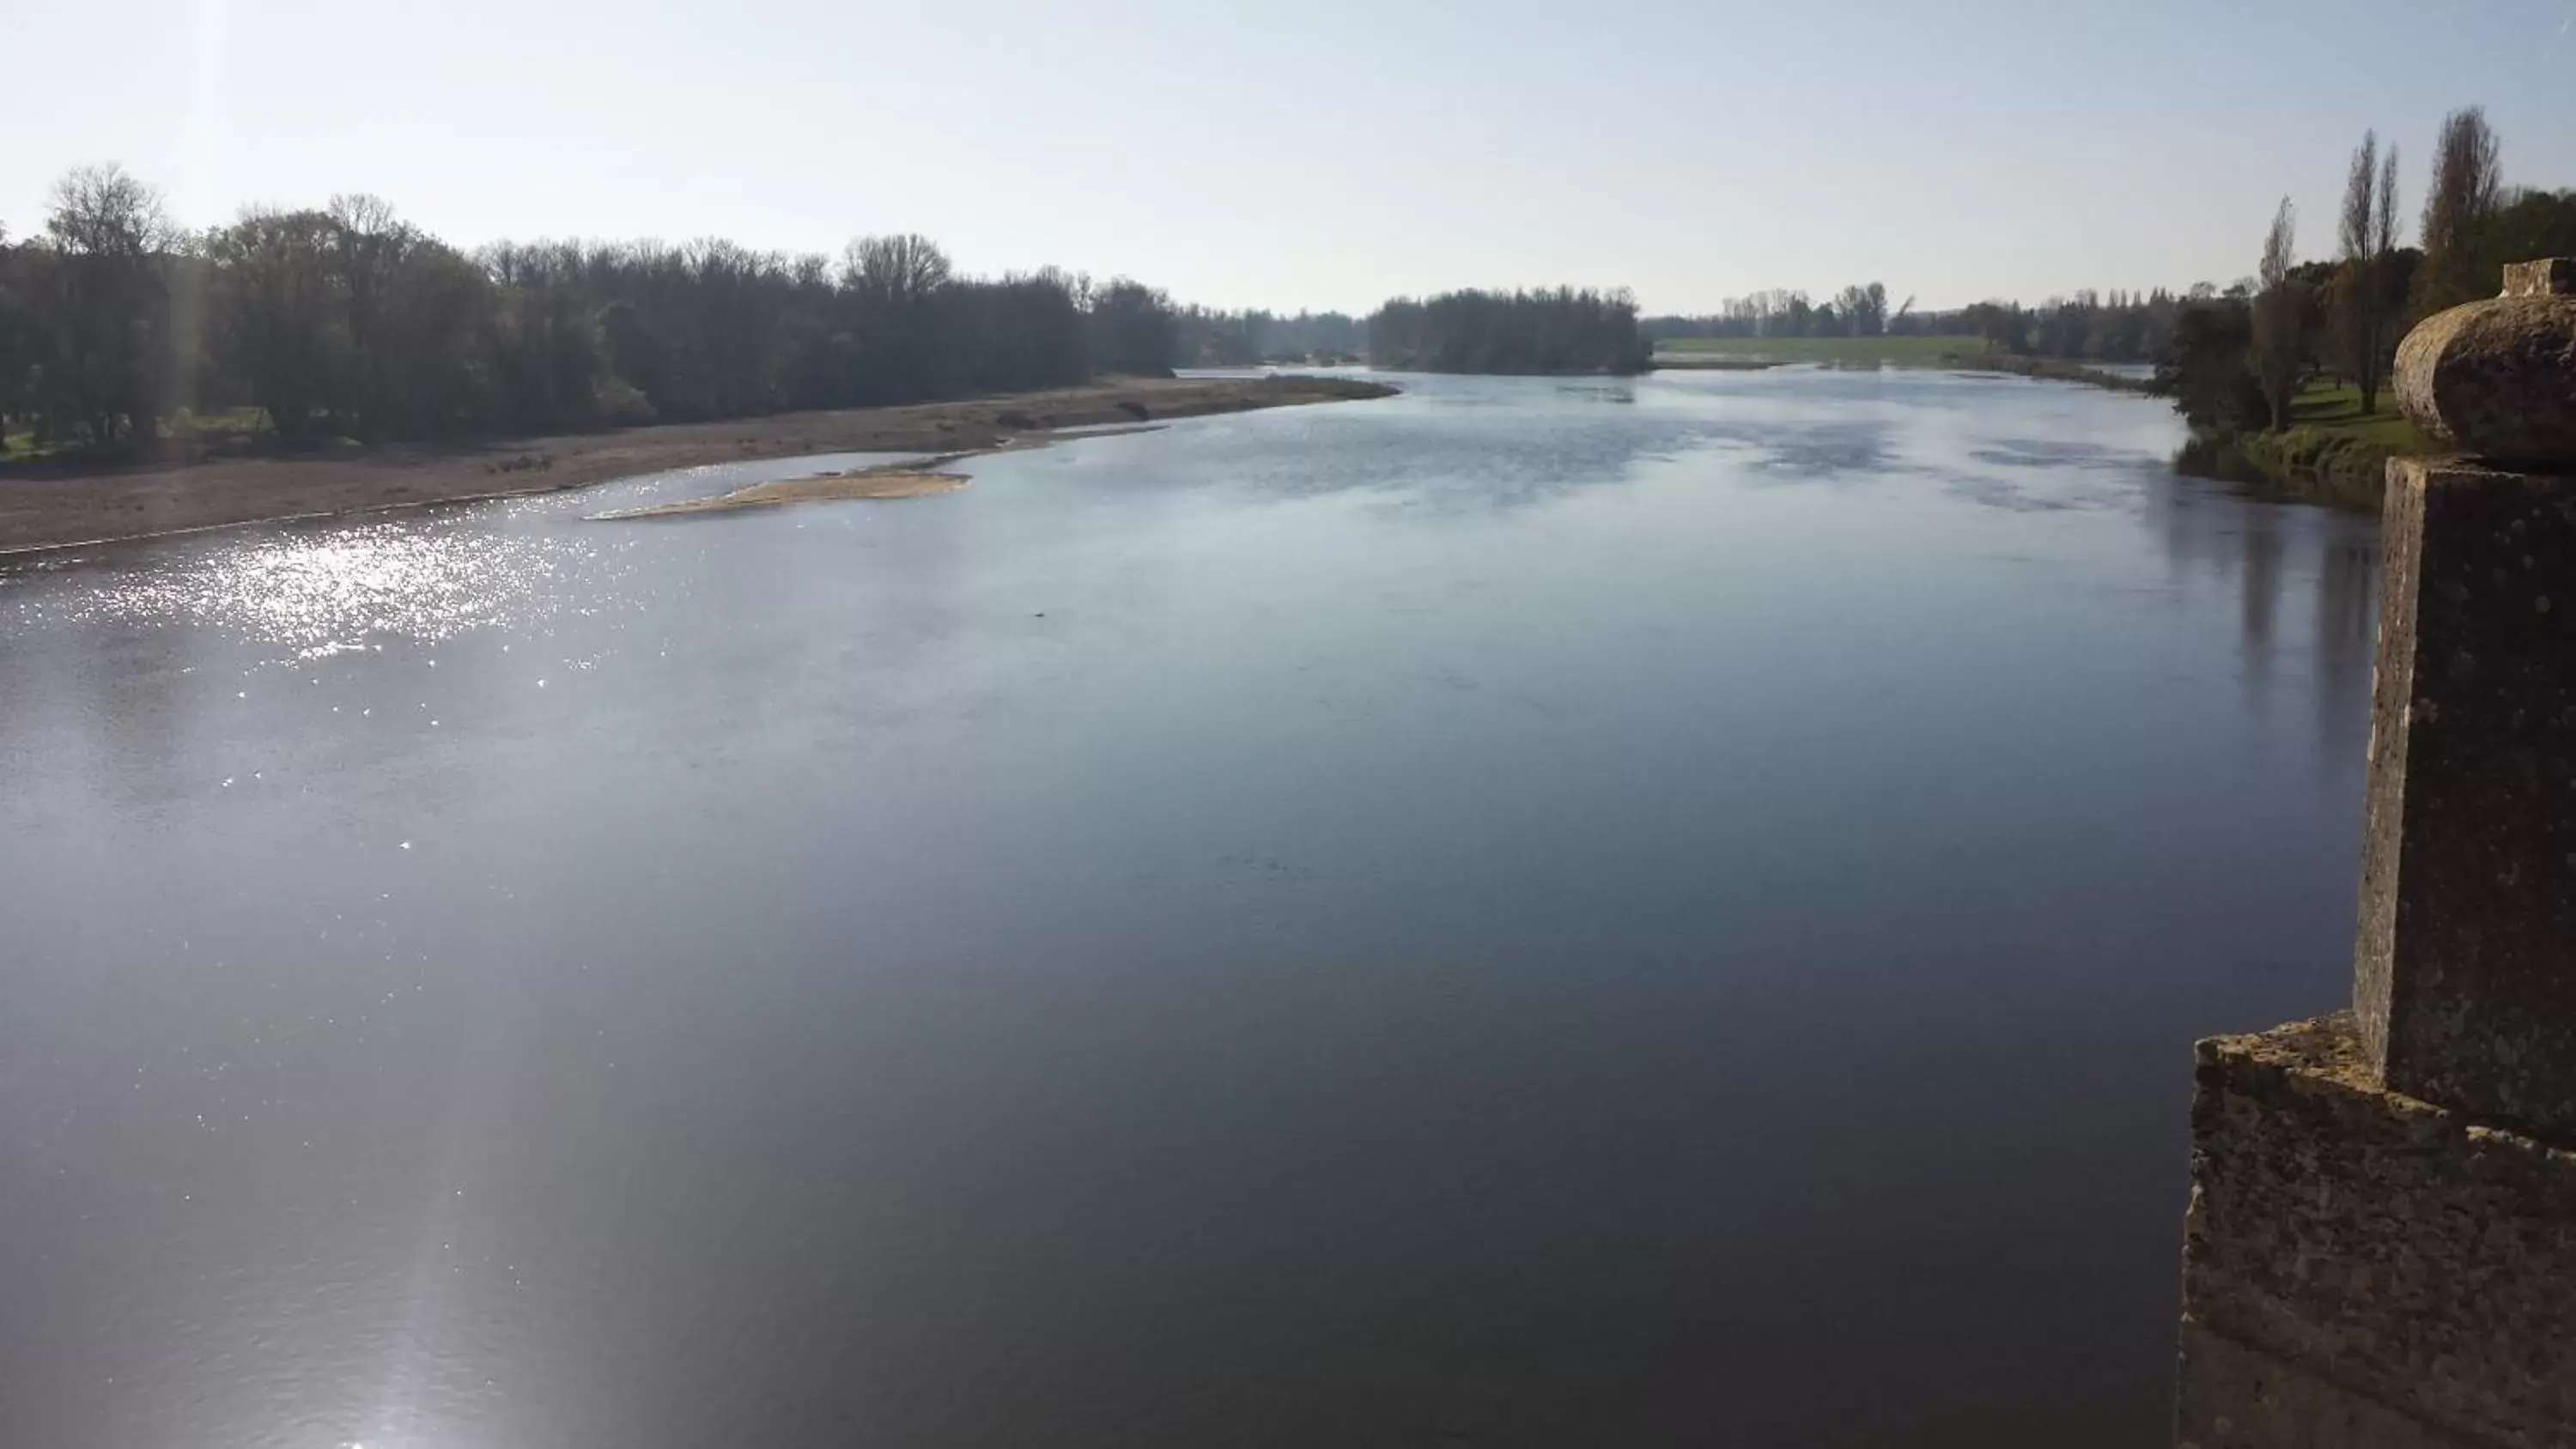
592 462 979 518
586 426 1175 519
0 375 1395 555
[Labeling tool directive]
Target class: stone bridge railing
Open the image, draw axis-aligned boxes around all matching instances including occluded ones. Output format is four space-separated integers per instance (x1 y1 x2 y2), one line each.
2176 260 2576 1446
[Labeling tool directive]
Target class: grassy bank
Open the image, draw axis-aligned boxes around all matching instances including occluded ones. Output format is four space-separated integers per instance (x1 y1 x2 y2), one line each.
1648 355 1789 371
1652 336 2167 403
1956 354 2158 392
3 405 276 465
1656 336 2423 513
2176 379 2434 512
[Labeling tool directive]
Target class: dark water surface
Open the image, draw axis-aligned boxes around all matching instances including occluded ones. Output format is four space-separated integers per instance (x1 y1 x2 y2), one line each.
1 369 2379 1446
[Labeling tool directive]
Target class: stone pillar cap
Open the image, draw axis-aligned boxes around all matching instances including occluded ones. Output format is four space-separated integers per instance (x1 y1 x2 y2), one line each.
2394 258 2576 469
2503 258 2576 297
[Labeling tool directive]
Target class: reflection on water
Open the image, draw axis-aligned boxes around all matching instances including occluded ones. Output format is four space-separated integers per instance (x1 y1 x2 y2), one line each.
2315 539 2379 737
0 370 2379 1448
2143 469 2379 761
1970 436 2145 472
4 519 612 663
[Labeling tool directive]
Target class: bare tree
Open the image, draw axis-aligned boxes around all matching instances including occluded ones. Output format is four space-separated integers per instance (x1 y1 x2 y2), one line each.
2332 131 2401 414
319 195 431 438
2375 144 2400 273
840 233 951 309
0 221 27 448
1830 282 1889 336
46 163 171 257
2251 197 2306 433
835 234 956 401
44 163 175 445
1088 277 1183 375
210 207 343 439
2415 106 2503 317
2337 132 2379 272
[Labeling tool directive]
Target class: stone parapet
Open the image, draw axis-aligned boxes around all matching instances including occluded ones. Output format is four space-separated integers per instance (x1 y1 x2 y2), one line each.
2178 1016 2576 1447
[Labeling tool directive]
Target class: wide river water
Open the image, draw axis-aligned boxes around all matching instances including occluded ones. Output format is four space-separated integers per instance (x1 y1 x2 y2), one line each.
2 368 2379 1446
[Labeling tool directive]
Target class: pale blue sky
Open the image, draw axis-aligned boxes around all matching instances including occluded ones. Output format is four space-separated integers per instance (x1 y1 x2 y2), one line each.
9 0 2576 313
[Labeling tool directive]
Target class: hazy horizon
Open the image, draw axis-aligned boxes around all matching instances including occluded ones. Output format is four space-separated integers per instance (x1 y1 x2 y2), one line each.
9 0 2576 316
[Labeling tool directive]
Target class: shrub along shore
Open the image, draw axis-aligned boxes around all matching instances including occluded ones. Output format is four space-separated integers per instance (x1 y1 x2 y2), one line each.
2172 378 2427 512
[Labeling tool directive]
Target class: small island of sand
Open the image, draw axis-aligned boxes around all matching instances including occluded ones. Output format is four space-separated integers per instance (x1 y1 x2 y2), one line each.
591 465 973 519
588 422 1181 520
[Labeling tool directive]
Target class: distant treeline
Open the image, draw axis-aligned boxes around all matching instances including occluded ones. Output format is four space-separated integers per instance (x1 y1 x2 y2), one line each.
1955 291 2187 364
0 164 1186 454
1176 307 1365 367
1367 288 1649 375
1646 104 2576 413
1646 283 1907 340
1646 282 2190 363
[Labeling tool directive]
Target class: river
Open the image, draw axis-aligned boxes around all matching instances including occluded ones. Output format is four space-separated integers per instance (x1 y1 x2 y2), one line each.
0 367 2379 1447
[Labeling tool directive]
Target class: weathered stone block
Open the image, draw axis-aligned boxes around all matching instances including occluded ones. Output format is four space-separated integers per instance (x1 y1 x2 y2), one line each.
2503 258 2576 300
2178 1016 2576 1447
2177 1319 2477 1448
2353 458 2576 1140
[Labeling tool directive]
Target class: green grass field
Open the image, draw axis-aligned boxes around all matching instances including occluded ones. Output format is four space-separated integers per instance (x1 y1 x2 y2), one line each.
1656 334 1992 364
2207 376 2436 510
2285 379 2424 450
1 406 276 463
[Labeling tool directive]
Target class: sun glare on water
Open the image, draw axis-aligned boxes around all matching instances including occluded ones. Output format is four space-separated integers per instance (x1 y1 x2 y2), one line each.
13 520 596 659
